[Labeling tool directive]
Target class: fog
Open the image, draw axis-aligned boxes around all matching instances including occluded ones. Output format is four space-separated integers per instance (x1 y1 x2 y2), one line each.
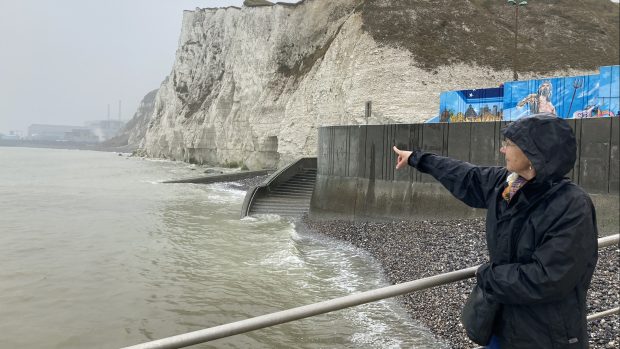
0 0 294 136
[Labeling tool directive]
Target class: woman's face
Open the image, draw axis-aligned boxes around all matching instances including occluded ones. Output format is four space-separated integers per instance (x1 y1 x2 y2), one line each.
500 139 532 174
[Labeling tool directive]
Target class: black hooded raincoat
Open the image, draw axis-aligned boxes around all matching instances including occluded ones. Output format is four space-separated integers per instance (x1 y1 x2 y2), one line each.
407 114 598 348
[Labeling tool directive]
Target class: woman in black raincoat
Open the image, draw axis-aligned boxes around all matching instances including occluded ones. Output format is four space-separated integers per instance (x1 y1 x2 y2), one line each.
393 113 598 348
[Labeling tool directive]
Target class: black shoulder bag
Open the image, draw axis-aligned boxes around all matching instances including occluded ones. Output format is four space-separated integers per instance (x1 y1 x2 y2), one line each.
461 283 499 346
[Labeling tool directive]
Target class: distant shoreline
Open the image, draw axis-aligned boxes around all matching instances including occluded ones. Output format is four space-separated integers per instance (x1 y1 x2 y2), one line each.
0 139 136 153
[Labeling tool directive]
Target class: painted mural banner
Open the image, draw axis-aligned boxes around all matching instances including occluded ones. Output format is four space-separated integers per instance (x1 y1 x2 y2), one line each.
428 65 619 123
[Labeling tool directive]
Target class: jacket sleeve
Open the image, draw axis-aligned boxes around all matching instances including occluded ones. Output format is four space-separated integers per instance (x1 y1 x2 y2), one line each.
476 194 598 305
408 150 507 209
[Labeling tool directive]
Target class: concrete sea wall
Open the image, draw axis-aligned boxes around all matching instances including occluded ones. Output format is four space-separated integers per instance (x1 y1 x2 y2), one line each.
310 117 619 233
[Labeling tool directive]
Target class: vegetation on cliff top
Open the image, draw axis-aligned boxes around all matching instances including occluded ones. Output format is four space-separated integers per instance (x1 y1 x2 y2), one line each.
359 0 619 72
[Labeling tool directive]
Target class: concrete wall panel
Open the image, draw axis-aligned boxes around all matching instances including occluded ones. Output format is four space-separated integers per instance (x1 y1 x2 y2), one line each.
317 127 330 176
609 117 619 193
470 122 499 166
355 126 368 178
363 125 384 180
447 122 470 162
347 126 362 179
383 125 395 181
565 119 579 182
311 174 357 219
420 123 445 183
332 126 349 177
412 123 424 183
579 118 611 193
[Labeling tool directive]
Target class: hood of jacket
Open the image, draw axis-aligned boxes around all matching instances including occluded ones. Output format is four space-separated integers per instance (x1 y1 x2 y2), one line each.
501 113 577 182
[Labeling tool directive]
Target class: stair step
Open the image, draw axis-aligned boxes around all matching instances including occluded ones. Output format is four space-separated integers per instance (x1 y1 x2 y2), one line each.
253 201 310 207
253 204 308 208
275 183 314 187
281 180 315 184
250 207 309 213
292 173 316 177
250 210 308 215
271 188 314 194
254 205 309 209
256 196 312 201
273 187 314 193
275 183 315 188
296 173 316 176
286 175 316 180
267 194 312 198
270 192 312 197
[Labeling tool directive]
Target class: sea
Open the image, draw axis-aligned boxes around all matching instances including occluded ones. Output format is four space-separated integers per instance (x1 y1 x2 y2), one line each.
0 147 445 348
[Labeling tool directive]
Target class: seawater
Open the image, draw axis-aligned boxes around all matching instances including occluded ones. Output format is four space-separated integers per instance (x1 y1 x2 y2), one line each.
0 147 444 348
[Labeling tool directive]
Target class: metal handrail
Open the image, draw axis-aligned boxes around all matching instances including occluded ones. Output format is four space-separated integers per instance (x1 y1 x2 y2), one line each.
587 307 620 321
122 234 619 349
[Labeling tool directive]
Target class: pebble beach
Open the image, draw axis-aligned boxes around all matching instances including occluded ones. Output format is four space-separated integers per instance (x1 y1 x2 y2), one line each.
299 217 619 349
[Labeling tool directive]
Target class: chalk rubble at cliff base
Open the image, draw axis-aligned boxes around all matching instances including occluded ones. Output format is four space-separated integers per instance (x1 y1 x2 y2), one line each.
300 217 619 349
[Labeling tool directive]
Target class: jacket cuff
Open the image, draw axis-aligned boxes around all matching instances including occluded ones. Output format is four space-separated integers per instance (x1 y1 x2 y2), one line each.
407 149 424 168
476 263 491 287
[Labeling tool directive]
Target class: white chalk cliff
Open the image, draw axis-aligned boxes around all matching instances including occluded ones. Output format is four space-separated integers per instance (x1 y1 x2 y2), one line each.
140 0 608 169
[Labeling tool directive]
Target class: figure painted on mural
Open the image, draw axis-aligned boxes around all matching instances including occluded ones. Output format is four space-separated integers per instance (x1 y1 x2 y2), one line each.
393 113 598 348
573 105 617 118
440 109 451 122
573 105 598 118
517 81 556 115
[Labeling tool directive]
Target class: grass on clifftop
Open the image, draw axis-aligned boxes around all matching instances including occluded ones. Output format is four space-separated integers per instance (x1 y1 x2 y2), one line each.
359 0 619 73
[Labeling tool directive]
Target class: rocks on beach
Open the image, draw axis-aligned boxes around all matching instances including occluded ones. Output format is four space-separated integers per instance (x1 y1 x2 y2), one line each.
300 217 619 349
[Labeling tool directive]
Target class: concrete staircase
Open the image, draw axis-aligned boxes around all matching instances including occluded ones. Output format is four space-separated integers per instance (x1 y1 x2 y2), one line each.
241 158 317 218
249 169 316 217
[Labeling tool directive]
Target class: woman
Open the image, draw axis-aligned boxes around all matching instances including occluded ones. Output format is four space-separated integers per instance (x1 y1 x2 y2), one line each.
393 113 598 348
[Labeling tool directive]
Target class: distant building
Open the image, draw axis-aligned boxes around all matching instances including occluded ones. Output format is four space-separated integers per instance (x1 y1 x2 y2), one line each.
464 105 478 120
85 120 124 141
0 131 21 140
64 129 99 143
26 120 125 142
28 124 92 141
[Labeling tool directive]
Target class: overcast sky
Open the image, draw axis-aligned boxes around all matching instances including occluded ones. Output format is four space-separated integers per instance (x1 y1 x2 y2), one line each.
0 0 294 135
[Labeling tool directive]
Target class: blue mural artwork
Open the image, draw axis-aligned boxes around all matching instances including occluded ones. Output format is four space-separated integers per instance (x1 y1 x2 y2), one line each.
428 65 619 123
438 88 504 122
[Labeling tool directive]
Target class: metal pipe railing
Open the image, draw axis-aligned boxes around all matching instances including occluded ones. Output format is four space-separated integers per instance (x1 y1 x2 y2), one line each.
587 307 620 321
122 234 619 349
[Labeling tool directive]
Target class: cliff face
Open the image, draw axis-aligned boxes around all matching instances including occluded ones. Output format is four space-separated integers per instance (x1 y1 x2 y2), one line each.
127 89 158 146
99 89 158 151
140 0 619 169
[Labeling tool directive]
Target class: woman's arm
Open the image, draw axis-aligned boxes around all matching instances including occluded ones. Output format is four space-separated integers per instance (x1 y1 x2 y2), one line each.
394 146 506 209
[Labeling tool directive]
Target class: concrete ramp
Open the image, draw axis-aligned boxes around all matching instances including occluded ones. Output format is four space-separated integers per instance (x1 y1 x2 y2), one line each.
241 158 317 218
163 170 272 184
